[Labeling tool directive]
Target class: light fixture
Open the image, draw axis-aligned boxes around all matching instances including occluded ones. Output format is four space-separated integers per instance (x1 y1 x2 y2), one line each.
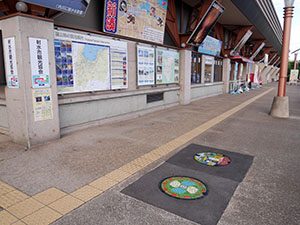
15 1 28 13
284 0 295 7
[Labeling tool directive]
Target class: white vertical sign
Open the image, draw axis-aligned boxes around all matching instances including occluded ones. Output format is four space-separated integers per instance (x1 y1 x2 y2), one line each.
3 37 19 88
29 38 50 88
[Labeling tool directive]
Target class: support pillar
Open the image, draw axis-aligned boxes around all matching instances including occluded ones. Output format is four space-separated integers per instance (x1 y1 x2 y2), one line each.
179 49 192 105
1 15 60 147
222 58 231 93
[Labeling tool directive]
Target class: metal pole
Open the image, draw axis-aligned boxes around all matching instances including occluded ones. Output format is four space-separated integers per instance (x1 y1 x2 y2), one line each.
294 53 298 69
278 6 294 97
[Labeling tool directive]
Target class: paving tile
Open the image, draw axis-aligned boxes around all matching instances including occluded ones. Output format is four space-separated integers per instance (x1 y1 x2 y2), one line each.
0 181 15 196
0 210 18 225
0 190 29 209
33 188 67 205
118 163 142 174
71 185 103 202
104 169 131 182
89 176 118 191
7 198 44 219
22 206 62 225
48 195 84 215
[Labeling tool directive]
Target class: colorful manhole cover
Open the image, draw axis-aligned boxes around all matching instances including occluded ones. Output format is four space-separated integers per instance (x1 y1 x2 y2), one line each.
194 152 231 166
160 176 207 200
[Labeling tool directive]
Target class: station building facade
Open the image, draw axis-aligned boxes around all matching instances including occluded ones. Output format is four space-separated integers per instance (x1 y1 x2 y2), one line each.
0 0 282 147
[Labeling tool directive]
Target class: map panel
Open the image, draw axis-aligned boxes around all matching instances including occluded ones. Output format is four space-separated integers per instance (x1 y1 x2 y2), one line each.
54 30 128 93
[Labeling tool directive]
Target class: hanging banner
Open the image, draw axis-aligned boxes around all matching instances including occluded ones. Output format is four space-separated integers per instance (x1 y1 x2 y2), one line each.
29 38 51 88
54 30 128 93
3 37 19 88
103 0 168 44
23 0 91 16
137 45 155 86
198 35 222 57
187 0 224 46
156 48 179 84
32 88 53 122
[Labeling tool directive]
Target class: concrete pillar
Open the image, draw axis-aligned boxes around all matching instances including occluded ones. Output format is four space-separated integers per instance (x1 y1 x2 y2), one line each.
201 55 205 84
0 15 60 147
222 58 231 93
179 49 192 105
241 63 248 82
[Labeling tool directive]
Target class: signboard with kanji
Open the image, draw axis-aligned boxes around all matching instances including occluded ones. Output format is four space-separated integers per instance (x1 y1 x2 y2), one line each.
29 38 51 88
103 0 168 44
3 37 19 88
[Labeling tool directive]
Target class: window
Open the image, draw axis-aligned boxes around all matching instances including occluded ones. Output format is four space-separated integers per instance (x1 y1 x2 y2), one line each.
214 58 223 82
191 52 201 84
204 56 214 83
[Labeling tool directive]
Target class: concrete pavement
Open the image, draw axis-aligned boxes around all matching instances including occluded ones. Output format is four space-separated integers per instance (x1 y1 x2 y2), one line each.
0 84 299 225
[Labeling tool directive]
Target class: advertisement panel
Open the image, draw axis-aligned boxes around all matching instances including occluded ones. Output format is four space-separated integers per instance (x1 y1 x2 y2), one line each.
29 38 51 88
187 0 224 46
104 0 168 44
3 37 19 88
137 45 155 86
198 35 222 56
23 0 91 16
54 30 128 93
156 48 179 84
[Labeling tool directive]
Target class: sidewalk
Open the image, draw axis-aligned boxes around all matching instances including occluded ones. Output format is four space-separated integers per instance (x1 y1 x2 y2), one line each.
0 84 299 225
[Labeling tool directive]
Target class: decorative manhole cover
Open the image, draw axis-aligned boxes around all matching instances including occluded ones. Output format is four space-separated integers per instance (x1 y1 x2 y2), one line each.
194 152 231 166
160 176 207 200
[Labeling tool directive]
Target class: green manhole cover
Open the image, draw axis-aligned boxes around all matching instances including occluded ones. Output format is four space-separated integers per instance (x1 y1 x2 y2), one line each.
194 152 231 167
160 176 207 200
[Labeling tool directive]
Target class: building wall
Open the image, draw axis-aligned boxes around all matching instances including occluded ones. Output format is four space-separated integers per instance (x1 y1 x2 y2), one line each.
59 88 179 131
191 83 224 100
0 99 8 130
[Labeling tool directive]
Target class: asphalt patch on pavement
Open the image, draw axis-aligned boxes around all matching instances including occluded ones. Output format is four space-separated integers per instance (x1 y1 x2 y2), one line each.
122 162 239 225
167 144 254 182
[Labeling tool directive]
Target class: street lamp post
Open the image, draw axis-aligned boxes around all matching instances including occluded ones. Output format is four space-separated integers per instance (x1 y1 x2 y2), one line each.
270 0 294 118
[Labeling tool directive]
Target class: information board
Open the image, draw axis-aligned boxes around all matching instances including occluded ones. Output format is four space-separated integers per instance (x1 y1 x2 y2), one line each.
104 0 168 44
54 30 128 93
137 45 155 86
23 0 91 16
156 48 179 84
3 37 19 88
32 88 53 122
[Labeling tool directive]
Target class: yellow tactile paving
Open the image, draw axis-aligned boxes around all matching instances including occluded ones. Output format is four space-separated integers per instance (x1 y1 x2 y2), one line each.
7 198 44 219
21 206 62 225
104 169 131 182
142 152 162 161
89 176 118 191
33 188 67 205
131 156 154 167
71 185 103 202
118 163 142 175
0 210 18 225
0 181 15 196
48 195 84 215
0 190 29 209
